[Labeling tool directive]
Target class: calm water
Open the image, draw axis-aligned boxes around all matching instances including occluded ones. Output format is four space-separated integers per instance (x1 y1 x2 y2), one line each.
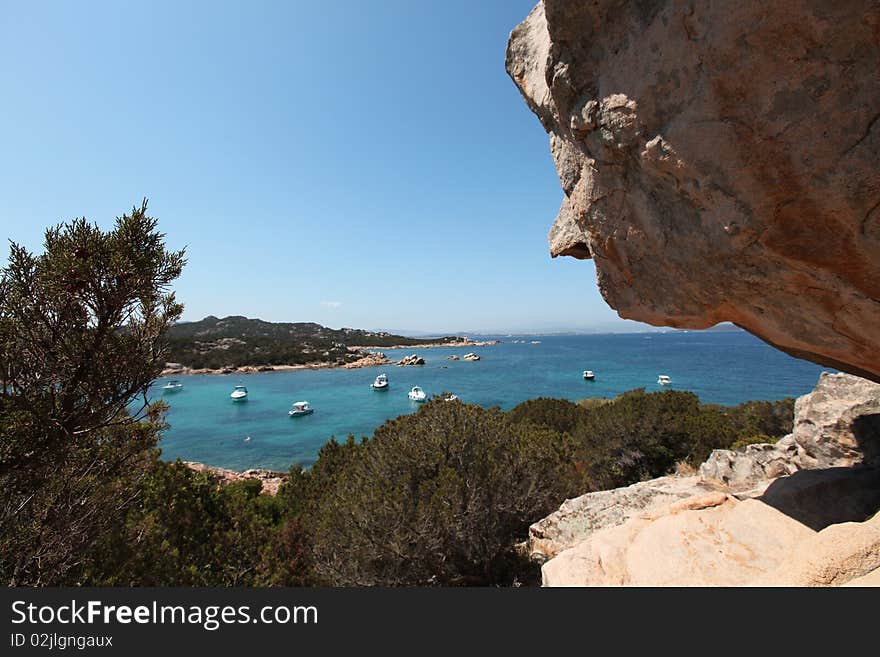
151 331 831 471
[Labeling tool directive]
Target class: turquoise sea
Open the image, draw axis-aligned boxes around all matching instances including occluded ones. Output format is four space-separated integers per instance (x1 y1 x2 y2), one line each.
151 330 832 472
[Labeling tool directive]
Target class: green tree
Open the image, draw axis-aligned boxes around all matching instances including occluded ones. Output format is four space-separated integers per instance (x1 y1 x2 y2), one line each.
0 201 185 584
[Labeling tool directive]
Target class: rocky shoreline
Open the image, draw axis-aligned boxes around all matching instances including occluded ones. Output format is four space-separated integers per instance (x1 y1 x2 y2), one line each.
160 340 500 376
346 339 501 350
160 351 392 376
184 461 287 495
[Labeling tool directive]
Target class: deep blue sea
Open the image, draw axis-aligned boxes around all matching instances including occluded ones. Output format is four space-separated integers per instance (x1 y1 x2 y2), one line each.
150 331 832 472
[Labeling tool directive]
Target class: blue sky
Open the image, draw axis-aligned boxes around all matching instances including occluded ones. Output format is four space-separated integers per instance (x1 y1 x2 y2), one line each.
0 0 651 334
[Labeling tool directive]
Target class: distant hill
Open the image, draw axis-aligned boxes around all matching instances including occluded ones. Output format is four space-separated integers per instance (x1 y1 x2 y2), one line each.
704 322 743 332
165 316 462 369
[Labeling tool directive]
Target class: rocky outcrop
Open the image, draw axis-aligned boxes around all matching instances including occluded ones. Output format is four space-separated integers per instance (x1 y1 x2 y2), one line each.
506 1 880 382
343 351 390 369
542 495 814 586
533 373 880 585
396 354 426 366
184 461 286 496
789 371 880 467
529 474 717 560
698 372 880 492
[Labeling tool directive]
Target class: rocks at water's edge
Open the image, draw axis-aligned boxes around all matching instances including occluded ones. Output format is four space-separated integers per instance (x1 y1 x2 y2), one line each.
506 0 880 382
343 352 390 369
396 354 426 366
160 350 391 376
532 372 880 586
184 461 286 496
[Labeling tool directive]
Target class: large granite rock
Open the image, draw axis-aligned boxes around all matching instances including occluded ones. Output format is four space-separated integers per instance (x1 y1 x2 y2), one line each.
542 496 815 586
506 0 880 382
396 354 426 366
529 474 717 560
790 371 880 467
543 490 880 587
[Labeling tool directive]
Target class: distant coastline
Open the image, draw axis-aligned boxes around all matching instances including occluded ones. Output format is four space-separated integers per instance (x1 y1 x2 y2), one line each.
161 354 383 376
160 338 502 376
347 339 501 350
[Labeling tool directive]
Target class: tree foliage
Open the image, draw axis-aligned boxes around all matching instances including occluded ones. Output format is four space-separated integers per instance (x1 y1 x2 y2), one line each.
0 202 185 584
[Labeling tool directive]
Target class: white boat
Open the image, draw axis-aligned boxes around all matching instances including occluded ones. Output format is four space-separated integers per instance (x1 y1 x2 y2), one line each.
462 352 480 361
230 385 248 401
162 380 183 393
371 373 389 390
583 370 595 380
658 375 672 385
408 386 427 402
289 401 314 417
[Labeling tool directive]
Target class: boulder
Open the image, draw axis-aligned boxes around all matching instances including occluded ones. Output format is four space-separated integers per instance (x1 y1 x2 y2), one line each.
753 507 880 587
344 351 390 369
698 441 802 495
396 354 426 366
506 0 880 382
542 496 815 586
789 371 880 468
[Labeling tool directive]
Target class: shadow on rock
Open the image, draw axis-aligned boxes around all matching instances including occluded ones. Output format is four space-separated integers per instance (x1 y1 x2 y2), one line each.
758 466 880 532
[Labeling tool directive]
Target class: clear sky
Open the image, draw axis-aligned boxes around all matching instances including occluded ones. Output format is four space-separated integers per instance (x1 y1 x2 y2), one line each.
0 0 652 335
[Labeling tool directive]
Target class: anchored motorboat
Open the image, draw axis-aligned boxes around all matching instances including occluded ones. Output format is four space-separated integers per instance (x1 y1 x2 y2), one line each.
408 386 427 402
289 401 314 417
658 374 672 385
583 370 595 380
230 385 248 401
162 380 183 393
371 373 389 390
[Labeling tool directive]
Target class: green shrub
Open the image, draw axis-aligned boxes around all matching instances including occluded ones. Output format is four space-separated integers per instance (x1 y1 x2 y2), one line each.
729 433 775 451
508 397 584 435
504 390 794 493
83 459 312 586
289 400 581 586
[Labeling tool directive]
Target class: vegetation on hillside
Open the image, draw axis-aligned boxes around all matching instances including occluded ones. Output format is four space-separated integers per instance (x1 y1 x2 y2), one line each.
166 315 464 369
